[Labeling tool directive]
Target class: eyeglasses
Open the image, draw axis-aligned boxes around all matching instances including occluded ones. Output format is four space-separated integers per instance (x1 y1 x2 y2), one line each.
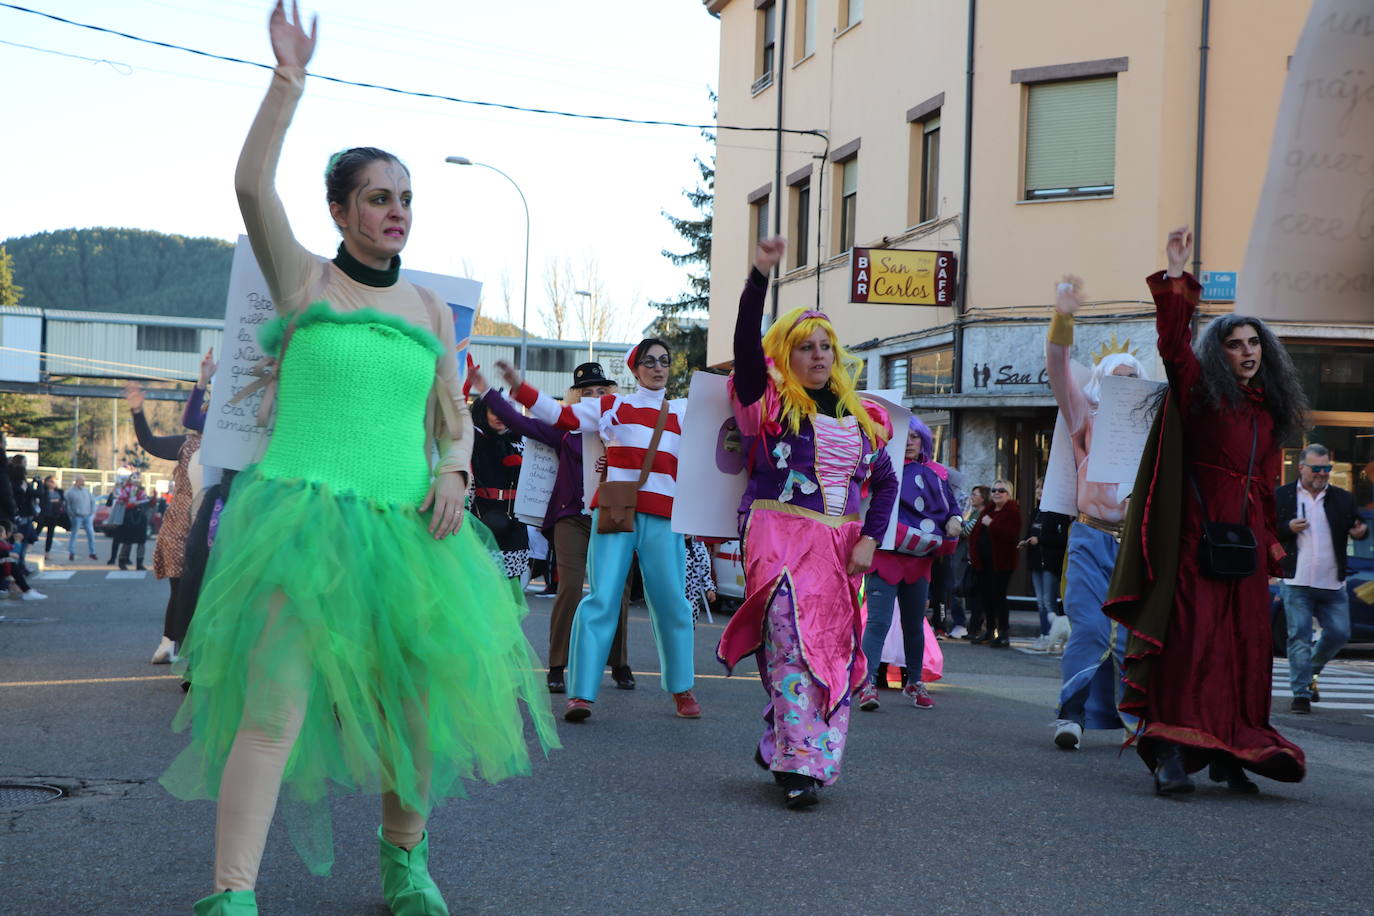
1303 464 1333 474
990 487 1008 494
636 355 672 369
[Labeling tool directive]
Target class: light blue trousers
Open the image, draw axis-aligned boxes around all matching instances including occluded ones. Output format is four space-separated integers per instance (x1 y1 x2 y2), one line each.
1056 523 1128 730
568 511 695 702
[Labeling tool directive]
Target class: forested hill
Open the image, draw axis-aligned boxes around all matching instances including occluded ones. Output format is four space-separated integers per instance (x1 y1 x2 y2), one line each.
3 227 528 335
3 228 233 318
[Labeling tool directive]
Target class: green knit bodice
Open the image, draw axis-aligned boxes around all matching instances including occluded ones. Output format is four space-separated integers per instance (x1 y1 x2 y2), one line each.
257 304 444 505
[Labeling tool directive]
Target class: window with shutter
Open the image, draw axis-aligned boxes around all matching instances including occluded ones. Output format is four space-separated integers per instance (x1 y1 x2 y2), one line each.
1024 76 1117 200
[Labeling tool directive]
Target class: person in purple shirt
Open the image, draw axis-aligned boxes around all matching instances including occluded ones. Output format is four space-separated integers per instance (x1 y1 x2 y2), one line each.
717 236 899 809
468 362 634 694
857 415 963 713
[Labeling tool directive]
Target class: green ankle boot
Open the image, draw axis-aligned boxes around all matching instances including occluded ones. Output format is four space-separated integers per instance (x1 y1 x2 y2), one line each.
378 827 450 916
192 889 258 915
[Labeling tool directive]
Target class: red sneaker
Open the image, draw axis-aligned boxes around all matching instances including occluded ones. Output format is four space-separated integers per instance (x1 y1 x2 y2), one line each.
856 682 880 711
564 698 592 722
673 690 702 718
904 682 935 709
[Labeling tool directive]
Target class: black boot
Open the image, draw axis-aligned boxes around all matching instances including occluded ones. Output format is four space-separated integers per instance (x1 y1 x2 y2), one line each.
1153 743 1195 796
778 772 819 809
1208 755 1259 795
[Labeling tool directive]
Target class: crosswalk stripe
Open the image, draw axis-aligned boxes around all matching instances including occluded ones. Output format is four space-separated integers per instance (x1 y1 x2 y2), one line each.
35 571 75 581
104 571 147 580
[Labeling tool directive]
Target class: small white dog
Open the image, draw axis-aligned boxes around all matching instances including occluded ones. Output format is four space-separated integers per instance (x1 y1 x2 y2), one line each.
1044 614 1071 655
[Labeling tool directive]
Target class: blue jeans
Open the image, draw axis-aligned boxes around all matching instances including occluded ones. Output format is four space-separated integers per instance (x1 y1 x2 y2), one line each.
861 574 929 685
1282 583 1350 698
1030 568 1059 636
67 515 97 556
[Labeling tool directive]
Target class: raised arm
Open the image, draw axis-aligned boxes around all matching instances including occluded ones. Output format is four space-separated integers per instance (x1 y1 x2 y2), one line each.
181 349 216 433
234 2 320 316
733 237 786 407
125 383 186 462
1046 275 1092 434
496 362 602 433
473 387 566 450
1146 226 1202 399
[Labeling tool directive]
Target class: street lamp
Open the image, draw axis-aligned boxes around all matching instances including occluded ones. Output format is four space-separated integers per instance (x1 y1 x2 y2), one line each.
444 156 531 371
574 289 594 362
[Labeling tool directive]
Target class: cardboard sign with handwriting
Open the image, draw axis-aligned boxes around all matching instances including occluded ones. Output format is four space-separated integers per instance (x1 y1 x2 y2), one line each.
1239 0 1374 323
202 236 482 471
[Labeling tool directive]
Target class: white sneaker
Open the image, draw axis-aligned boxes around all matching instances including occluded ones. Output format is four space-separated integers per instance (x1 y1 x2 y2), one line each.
151 636 175 664
1052 719 1082 750
948 625 968 639
21 589 47 601
1029 634 1051 651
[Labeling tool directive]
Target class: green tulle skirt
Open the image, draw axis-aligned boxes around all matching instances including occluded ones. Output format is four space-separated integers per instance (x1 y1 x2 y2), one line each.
159 465 559 875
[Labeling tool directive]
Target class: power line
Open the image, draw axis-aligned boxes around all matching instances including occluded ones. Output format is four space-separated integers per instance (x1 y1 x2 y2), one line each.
0 2 827 143
0 36 130 73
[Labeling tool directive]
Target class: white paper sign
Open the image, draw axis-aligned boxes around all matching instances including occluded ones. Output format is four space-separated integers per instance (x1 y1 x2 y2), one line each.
859 391 911 551
1239 0 1374 323
671 372 747 538
1038 360 1092 517
514 439 558 528
202 236 482 471
1085 375 1167 489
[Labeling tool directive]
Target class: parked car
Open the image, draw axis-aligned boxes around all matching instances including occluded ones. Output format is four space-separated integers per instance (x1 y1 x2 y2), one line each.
710 539 746 614
93 503 163 537
1270 553 1374 655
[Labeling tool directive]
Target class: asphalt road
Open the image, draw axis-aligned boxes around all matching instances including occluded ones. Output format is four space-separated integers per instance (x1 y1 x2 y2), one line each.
3 552 1372 915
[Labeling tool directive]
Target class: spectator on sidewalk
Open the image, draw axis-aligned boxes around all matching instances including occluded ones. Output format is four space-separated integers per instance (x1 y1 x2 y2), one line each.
37 476 66 559
112 472 152 572
1276 444 1370 713
968 480 1022 648
1 520 46 600
1019 477 1072 646
65 475 98 561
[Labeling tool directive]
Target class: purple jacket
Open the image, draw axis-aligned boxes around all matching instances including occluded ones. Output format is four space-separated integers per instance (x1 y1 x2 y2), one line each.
477 389 586 533
732 269 898 541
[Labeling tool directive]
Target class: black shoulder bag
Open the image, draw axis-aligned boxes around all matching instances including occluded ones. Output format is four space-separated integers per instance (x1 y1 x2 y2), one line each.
1191 420 1258 580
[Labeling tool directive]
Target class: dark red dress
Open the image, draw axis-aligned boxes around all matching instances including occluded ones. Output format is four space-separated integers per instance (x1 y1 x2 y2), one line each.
1135 271 1304 781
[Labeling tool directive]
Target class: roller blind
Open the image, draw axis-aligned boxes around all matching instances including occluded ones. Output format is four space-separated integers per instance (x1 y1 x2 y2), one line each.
1025 76 1117 196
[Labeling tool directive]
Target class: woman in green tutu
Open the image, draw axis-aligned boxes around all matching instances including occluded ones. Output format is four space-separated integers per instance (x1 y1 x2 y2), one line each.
161 4 558 914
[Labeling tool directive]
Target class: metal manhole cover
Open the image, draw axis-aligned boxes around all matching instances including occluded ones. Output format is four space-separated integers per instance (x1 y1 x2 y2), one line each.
0 784 64 807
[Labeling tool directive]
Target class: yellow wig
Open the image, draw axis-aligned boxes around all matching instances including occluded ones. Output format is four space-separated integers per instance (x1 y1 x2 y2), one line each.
762 306 887 448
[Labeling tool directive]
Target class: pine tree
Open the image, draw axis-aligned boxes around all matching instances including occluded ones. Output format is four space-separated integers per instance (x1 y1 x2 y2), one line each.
650 95 716 397
0 246 23 306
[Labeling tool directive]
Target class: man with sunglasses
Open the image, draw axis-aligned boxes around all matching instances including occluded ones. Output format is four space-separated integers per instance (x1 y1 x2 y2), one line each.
1275 444 1369 713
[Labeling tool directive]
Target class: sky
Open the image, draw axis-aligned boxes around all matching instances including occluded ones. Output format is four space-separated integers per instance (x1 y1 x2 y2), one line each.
0 0 722 340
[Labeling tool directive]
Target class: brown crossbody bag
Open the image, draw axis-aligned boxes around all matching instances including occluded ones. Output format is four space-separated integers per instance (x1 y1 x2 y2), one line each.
595 401 670 534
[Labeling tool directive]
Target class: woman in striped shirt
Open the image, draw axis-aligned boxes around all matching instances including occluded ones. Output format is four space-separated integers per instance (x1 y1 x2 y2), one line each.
496 343 700 722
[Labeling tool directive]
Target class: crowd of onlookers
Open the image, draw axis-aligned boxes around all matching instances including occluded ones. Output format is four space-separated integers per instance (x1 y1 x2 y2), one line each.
0 434 173 599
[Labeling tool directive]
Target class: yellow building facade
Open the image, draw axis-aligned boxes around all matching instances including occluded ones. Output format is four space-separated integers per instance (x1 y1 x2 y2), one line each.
707 1 1371 503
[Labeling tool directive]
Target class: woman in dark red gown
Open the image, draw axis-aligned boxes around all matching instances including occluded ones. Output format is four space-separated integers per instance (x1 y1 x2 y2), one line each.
1110 227 1309 796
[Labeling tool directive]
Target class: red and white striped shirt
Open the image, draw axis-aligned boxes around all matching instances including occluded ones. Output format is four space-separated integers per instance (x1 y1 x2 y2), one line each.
513 383 687 518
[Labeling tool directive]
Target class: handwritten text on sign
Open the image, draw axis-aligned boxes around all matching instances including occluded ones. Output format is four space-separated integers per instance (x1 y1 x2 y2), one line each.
1239 0 1374 323
850 248 956 306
